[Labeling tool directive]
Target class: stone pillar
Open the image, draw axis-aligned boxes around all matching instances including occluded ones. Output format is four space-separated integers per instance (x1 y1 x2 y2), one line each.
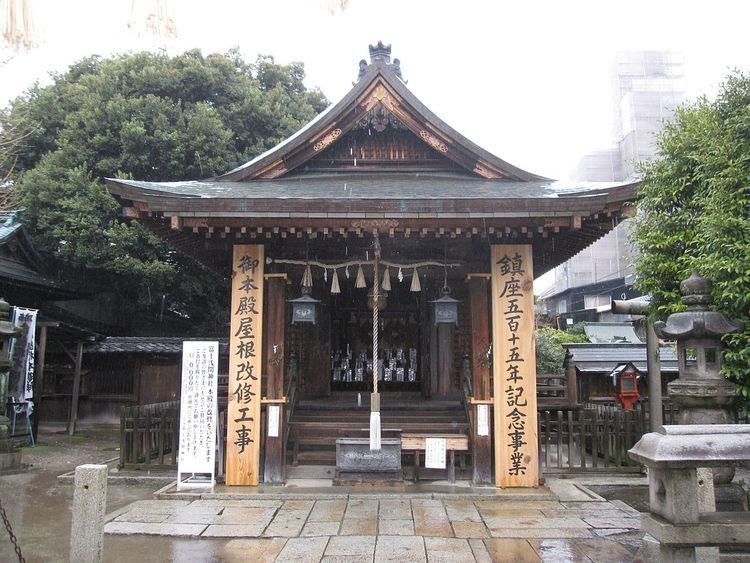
70 464 108 563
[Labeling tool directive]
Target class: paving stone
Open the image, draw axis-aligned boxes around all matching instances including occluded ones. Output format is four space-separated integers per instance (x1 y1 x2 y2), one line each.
561 501 621 511
484 516 590 529
301 521 341 536
263 509 310 537
325 535 377 557
424 537 473 562
411 499 443 508
124 500 191 512
469 538 492 563
282 499 316 511
181 502 226 514
475 500 562 510
114 512 168 523
582 516 640 530
572 538 635 563
219 537 288 562
164 512 219 525
192 499 283 508
378 518 415 535
379 499 412 519
541 509 632 519
375 535 426 562
452 521 489 538
308 500 347 522
104 521 206 537
277 535 330 562
528 538 589 562
345 499 379 519
202 523 268 537
413 516 453 538
478 508 546 518
444 501 482 522
339 516 377 536
488 528 592 539
483 539 540 562
608 500 641 515
215 507 277 526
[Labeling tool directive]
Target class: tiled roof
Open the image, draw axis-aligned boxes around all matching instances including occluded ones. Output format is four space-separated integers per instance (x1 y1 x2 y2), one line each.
565 343 678 374
85 337 229 355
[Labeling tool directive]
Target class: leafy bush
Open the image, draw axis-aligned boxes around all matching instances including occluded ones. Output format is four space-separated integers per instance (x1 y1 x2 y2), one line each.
536 327 589 375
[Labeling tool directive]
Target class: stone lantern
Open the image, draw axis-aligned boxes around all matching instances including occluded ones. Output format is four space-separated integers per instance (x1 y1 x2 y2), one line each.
653 270 742 427
0 298 21 470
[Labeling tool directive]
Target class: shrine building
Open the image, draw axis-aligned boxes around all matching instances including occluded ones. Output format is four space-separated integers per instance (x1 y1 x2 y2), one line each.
106 43 636 488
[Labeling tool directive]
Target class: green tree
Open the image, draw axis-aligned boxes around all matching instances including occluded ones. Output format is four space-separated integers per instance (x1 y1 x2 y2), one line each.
535 327 588 375
634 70 750 393
4 49 327 332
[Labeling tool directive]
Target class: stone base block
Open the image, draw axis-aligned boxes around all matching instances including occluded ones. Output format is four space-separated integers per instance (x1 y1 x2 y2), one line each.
0 451 21 471
643 513 750 547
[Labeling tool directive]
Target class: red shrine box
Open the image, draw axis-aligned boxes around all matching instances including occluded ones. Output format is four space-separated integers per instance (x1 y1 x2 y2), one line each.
610 362 641 411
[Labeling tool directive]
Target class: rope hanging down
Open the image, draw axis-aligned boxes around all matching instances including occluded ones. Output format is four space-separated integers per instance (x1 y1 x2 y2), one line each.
370 238 381 450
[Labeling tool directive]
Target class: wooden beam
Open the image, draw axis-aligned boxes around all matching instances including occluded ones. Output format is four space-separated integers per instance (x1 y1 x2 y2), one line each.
263 275 286 484
67 341 84 436
31 324 48 440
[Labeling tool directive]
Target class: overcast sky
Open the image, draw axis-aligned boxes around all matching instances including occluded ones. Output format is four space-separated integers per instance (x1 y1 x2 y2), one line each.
3 0 749 181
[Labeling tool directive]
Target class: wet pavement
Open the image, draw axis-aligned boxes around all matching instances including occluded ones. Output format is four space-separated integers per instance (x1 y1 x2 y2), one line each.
0 425 654 561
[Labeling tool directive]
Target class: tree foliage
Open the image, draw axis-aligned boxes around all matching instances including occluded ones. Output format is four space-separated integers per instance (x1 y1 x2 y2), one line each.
634 70 750 392
536 327 589 375
4 49 327 333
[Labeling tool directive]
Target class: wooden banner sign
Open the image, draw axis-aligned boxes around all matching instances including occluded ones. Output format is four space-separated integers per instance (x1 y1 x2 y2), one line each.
227 244 265 485
490 244 539 487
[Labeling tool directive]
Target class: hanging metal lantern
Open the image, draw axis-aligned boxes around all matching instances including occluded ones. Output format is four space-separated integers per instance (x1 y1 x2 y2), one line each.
288 287 321 324
431 287 460 326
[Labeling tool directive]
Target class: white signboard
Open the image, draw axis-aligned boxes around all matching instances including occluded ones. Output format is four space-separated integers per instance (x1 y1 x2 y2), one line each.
477 404 490 437
178 341 218 488
9 307 37 403
267 405 280 438
425 437 447 469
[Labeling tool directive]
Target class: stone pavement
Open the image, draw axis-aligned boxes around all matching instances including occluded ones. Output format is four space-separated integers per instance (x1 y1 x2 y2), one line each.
104 494 645 561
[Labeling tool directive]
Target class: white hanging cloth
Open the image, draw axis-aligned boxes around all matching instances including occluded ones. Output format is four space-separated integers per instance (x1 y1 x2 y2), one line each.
355 264 366 288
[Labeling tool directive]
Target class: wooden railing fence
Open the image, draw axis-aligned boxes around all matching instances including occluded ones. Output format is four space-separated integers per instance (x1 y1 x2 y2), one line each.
119 400 180 469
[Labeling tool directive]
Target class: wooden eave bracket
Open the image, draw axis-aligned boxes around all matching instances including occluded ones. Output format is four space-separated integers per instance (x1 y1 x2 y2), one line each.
469 398 494 405
261 396 288 404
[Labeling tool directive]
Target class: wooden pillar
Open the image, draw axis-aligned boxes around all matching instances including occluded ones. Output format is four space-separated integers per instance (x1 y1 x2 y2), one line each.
436 325 453 396
67 341 84 436
263 274 286 484
468 273 492 485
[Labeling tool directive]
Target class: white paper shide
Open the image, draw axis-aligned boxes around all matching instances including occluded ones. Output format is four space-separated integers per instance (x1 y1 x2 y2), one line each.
178 341 219 487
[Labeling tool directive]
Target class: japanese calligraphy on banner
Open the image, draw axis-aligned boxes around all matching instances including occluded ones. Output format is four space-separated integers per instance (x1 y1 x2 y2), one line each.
227 244 265 486
8 307 37 403
177 341 218 488
491 245 539 487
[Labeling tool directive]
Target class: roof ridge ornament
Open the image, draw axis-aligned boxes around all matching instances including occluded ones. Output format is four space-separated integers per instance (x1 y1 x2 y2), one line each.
358 41 404 81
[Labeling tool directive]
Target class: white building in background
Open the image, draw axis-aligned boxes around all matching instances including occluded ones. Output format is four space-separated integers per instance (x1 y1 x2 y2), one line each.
541 51 685 326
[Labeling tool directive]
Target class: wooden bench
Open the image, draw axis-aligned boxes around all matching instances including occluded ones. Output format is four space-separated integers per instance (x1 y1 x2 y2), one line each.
401 433 469 483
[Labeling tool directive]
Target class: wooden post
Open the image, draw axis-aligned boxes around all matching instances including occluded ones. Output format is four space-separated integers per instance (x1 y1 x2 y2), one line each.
467 273 492 485
564 348 578 406
436 325 453 396
491 245 539 487
68 341 84 436
263 274 286 484
646 321 663 431
226 244 265 486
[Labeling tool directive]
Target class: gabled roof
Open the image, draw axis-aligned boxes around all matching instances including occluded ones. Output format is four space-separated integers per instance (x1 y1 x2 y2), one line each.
213 42 549 183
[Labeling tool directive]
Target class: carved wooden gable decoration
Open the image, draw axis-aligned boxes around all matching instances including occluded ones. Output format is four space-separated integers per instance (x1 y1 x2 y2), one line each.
217 43 548 183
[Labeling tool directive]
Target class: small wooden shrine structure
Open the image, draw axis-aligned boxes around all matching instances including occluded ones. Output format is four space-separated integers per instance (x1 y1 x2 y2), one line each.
106 43 636 487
